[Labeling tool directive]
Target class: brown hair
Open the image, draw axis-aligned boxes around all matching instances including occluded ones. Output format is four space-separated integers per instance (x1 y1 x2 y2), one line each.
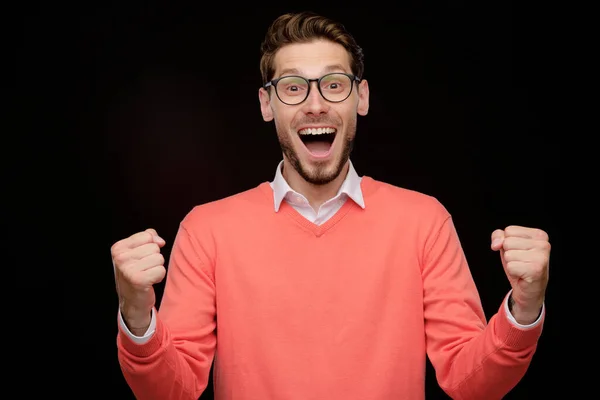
259 12 365 85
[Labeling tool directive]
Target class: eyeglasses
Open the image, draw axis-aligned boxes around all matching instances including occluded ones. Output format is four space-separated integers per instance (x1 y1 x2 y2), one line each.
263 72 361 105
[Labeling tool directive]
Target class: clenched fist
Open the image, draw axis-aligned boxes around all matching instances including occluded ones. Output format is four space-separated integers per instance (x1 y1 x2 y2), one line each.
111 228 167 334
491 225 550 325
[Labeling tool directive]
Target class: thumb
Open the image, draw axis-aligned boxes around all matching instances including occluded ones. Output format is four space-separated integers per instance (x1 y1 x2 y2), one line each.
145 228 166 247
490 229 505 251
490 228 507 270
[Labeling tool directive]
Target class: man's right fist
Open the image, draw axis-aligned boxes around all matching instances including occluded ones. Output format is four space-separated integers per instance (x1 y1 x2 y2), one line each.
111 228 167 333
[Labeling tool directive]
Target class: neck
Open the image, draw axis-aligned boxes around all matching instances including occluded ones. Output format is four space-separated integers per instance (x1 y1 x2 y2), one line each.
282 159 349 211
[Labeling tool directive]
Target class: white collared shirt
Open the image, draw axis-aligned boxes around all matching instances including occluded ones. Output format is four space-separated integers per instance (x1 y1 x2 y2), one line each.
269 160 365 225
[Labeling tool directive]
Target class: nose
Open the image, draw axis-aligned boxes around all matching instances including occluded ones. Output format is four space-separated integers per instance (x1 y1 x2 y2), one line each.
301 82 330 115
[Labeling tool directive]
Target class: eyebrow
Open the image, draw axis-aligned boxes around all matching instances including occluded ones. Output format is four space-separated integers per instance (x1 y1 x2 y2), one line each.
277 64 348 78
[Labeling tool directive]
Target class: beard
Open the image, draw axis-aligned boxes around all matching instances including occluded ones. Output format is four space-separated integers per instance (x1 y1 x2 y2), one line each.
276 118 356 186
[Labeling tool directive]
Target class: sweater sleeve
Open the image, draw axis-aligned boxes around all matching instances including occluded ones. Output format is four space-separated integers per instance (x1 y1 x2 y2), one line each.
116 222 217 400
422 214 544 400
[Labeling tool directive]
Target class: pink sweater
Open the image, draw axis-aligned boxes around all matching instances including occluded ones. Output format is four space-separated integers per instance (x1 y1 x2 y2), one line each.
117 177 544 400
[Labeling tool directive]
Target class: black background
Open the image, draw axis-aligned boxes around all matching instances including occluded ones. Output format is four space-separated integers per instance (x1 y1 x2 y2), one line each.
13 1 564 398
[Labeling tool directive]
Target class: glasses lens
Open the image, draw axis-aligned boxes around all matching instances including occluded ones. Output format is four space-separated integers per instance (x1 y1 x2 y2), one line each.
319 73 353 102
275 76 309 105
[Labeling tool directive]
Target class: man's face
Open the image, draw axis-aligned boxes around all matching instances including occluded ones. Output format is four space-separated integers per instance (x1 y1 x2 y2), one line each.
259 39 369 185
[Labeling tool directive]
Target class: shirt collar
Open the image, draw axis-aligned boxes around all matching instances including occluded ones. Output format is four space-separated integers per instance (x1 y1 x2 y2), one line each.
270 160 365 212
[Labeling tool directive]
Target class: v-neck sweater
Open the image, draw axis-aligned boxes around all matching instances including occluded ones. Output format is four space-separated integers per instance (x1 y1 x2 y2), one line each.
117 177 543 400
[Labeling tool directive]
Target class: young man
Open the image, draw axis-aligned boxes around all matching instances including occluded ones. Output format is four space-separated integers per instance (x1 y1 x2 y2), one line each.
112 11 550 400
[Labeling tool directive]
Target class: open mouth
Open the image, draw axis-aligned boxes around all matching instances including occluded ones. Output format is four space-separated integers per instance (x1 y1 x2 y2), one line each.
298 127 337 157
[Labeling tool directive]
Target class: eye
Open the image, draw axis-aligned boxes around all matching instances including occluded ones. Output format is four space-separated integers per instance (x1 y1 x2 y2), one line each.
321 80 345 92
279 77 308 96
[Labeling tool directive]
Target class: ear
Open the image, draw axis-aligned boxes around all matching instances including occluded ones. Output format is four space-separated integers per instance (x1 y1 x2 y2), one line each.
259 87 274 121
356 79 369 116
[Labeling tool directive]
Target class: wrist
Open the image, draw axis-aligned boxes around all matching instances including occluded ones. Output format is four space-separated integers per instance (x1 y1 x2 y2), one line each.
121 305 152 332
508 295 543 325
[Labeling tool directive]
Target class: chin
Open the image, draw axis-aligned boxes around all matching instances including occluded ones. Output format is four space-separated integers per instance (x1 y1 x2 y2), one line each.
278 124 354 185
295 150 349 186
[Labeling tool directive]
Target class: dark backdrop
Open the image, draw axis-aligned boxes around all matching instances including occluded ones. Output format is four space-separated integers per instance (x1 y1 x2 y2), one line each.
14 1 563 398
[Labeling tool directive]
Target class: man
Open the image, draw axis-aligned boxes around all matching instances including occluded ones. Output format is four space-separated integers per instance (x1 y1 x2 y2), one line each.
112 11 550 400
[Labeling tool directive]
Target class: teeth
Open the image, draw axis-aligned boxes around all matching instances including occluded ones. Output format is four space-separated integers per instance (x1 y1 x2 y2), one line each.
298 127 336 135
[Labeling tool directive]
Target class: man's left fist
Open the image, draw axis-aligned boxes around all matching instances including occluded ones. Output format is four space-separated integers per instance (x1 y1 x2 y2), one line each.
491 225 550 322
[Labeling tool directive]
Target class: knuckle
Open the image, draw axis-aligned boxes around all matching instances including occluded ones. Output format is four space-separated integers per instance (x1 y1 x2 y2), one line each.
111 240 124 255
152 252 165 265
112 251 129 265
128 272 148 288
129 277 146 288
538 263 547 274
537 253 550 267
536 228 549 241
532 265 545 277
120 269 136 284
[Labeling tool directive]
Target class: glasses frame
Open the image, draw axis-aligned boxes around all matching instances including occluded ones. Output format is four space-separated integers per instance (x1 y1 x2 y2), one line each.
263 72 362 105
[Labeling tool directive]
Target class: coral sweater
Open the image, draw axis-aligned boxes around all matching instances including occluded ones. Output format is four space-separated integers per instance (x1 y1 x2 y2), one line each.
117 177 544 400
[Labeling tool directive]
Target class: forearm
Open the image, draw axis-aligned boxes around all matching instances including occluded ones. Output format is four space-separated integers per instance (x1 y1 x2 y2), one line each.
438 295 543 400
117 314 214 400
